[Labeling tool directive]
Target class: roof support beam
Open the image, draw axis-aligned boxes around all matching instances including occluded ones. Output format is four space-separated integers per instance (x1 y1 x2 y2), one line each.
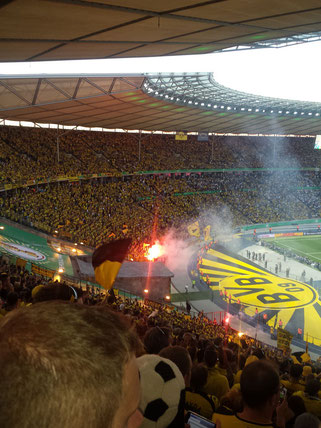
0 81 31 106
32 78 42 105
72 78 82 99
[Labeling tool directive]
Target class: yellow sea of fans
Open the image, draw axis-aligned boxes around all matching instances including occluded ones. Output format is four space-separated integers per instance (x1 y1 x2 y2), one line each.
0 125 321 258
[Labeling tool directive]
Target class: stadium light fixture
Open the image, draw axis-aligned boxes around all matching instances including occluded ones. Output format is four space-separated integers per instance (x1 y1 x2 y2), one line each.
294 111 298 114
316 113 320 116
278 110 282 113
308 112 312 115
0 226 4 230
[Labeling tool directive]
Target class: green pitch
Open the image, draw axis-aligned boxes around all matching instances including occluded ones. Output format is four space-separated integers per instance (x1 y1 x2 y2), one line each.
0 223 74 275
265 235 321 263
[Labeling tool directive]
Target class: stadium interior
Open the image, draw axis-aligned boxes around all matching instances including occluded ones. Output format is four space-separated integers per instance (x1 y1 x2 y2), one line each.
2 2 321 427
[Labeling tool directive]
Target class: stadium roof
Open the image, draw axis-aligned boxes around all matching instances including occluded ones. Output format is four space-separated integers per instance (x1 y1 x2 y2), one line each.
1 1 321 62
1 72 321 134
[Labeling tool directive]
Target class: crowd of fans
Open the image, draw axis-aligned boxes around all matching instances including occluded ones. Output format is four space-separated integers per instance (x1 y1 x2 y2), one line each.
1 125 321 258
0 125 321 184
2 125 321 427
0 170 320 258
1 253 321 427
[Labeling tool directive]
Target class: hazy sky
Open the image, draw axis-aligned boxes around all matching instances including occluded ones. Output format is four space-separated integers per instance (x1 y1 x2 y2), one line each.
1 40 321 103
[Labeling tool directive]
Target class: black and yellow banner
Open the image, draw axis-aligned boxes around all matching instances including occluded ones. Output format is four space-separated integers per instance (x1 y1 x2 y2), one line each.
188 221 200 238
198 245 321 346
277 328 293 350
31 263 55 279
175 131 187 141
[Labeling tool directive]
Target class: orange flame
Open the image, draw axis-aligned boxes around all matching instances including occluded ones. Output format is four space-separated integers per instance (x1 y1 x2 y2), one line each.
145 241 164 261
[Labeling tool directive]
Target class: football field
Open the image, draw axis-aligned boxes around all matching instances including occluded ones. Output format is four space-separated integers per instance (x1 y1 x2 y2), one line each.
266 235 321 263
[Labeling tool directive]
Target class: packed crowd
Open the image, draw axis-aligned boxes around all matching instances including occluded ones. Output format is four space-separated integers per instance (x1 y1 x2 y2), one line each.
0 170 320 257
1 253 321 428
0 125 321 184
2 126 321 427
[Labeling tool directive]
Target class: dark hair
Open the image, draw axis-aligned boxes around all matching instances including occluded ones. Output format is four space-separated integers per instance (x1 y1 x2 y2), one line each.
306 379 320 397
241 360 279 409
204 347 217 368
159 346 191 378
33 284 75 302
294 413 321 428
190 364 208 391
290 364 303 379
0 301 139 428
252 349 265 359
6 291 18 307
143 326 171 354
287 395 306 418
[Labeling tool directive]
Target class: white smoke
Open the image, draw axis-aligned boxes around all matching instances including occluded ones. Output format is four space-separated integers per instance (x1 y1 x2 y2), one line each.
161 229 195 273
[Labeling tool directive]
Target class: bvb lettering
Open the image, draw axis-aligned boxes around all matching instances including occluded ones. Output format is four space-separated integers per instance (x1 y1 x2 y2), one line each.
220 275 318 309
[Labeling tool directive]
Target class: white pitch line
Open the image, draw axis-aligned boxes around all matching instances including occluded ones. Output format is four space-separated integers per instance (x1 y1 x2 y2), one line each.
275 241 321 261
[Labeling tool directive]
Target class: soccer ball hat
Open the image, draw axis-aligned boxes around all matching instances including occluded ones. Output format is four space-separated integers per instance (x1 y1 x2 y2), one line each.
137 354 186 428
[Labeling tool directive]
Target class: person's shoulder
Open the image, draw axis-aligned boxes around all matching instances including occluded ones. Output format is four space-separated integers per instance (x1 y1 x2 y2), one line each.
213 413 274 428
292 390 304 398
